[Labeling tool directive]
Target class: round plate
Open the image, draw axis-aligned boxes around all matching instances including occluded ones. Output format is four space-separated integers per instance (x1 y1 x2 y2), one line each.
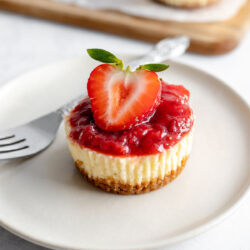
0 56 249 250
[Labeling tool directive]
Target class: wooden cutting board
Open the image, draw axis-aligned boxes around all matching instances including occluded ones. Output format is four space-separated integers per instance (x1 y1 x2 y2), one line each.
0 0 250 55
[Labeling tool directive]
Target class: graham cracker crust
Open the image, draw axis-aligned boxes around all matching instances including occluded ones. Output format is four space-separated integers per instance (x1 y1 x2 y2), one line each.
75 156 188 195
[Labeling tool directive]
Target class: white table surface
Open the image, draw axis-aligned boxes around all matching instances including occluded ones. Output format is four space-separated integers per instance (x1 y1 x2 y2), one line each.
0 10 249 250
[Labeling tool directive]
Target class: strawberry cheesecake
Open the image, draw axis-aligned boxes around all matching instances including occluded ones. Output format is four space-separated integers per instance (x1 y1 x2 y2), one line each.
65 49 194 194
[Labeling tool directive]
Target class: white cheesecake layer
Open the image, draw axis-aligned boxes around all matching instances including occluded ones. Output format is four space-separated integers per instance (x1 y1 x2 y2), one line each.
65 120 193 186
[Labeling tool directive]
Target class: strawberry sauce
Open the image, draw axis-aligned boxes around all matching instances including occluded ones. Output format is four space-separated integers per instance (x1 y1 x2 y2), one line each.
69 82 194 156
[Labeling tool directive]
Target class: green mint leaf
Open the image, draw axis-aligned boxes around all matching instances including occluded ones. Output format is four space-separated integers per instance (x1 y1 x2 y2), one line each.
87 49 121 64
138 64 169 72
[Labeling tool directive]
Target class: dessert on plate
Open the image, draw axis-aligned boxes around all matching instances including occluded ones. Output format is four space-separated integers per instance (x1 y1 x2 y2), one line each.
154 0 221 8
65 49 194 194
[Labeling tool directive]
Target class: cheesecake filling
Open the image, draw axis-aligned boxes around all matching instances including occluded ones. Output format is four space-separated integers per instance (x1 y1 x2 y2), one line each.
66 121 193 186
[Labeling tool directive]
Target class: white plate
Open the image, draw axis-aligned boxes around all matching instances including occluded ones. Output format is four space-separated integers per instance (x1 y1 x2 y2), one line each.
0 56 249 250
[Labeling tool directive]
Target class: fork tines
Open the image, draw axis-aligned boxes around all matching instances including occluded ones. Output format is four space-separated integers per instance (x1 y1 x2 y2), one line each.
0 135 29 154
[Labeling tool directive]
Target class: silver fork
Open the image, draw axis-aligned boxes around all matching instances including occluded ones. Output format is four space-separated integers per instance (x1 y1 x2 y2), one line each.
0 36 189 160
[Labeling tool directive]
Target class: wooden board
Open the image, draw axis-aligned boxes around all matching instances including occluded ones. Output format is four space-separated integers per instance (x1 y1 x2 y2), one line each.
0 0 250 55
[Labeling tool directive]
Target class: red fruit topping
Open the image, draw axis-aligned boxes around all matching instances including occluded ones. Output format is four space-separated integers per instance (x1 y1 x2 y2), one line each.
69 82 194 156
87 64 161 131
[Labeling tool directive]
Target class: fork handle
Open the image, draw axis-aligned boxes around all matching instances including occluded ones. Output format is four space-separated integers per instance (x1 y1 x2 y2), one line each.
57 95 85 116
128 36 189 70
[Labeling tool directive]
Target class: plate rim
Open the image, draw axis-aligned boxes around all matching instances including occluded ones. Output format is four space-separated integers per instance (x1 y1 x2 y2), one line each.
0 56 249 250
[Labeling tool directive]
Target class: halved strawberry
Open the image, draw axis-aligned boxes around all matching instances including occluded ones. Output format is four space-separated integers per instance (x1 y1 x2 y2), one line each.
86 49 169 131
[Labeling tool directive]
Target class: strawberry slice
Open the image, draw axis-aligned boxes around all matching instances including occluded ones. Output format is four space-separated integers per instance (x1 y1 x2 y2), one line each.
87 64 161 131
86 49 169 131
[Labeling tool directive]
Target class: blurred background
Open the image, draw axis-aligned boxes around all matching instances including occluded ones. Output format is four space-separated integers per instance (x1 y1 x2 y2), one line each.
0 0 249 249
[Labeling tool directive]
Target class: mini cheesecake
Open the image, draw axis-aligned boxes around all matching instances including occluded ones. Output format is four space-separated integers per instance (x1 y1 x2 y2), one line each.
65 82 194 194
154 0 221 8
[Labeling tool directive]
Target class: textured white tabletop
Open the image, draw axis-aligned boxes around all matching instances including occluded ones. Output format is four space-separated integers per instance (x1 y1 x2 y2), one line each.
0 10 249 250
